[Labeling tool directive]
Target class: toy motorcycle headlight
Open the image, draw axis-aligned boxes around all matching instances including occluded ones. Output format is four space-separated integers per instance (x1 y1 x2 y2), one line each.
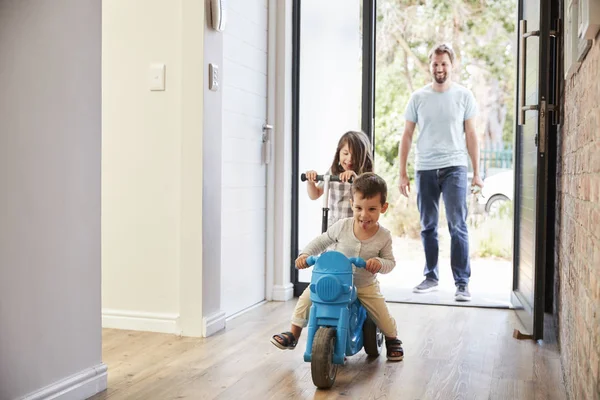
315 276 342 301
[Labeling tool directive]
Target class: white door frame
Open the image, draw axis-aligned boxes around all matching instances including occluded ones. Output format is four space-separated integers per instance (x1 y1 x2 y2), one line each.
266 0 294 302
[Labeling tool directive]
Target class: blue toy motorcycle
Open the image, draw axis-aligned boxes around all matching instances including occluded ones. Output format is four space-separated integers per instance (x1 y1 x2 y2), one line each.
303 250 383 389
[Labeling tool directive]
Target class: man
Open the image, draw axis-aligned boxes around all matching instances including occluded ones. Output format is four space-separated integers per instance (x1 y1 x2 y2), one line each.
398 44 483 302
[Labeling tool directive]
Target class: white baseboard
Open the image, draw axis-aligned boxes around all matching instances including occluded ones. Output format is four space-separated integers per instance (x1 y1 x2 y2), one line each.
22 363 107 400
202 310 226 337
102 309 181 335
272 283 294 301
225 300 267 322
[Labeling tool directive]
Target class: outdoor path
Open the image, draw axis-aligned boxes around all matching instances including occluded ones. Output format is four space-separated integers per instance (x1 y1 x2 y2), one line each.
378 237 513 308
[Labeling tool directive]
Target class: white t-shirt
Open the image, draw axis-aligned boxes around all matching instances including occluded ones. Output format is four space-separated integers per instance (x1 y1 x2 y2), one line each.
404 83 478 171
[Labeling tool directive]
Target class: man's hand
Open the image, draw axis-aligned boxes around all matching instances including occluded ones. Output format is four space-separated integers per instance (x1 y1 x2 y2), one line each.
365 258 382 274
399 174 411 198
295 254 309 269
471 175 484 192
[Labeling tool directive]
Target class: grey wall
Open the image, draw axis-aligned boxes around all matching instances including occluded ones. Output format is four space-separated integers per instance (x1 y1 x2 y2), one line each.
0 0 103 398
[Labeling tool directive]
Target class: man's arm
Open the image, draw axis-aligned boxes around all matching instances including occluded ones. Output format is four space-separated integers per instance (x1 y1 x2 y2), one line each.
465 118 484 188
398 121 416 197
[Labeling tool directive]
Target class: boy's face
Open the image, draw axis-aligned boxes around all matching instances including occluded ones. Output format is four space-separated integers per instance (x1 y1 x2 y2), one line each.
351 191 388 230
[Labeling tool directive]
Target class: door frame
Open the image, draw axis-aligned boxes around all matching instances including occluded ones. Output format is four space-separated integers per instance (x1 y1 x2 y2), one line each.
511 0 561 340
290 0 377 296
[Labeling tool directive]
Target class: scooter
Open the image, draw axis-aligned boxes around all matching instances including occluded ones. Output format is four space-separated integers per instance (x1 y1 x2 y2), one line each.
299 173 383 389
300 173 349 233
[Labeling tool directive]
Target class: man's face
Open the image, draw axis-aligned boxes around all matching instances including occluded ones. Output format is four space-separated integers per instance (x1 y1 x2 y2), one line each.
430 52 453 84
351 192 388 231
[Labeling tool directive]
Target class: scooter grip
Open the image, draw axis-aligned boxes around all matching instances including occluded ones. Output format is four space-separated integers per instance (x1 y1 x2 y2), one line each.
300 174 352 183
349 257 366 268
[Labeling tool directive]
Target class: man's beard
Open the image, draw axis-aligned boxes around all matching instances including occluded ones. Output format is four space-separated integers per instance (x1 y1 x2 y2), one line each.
434 73 447 84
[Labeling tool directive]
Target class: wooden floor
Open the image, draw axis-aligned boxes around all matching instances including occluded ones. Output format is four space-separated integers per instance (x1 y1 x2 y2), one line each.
91 301 567 400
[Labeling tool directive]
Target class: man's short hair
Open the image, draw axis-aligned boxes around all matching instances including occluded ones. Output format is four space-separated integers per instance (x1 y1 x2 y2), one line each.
428 43 455 65
352 172 387 205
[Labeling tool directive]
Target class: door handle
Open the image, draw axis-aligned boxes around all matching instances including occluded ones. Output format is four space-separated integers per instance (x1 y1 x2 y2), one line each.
262 123 273 164
518 20 540 126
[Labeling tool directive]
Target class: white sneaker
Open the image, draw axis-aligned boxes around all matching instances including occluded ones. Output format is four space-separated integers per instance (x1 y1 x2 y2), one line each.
455 285 471 301
413 279 439 293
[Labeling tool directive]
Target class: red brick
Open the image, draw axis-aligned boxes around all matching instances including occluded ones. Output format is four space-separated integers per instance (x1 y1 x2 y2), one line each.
583 145 591 173
580 201 591 231
557 39 599 399
589 272 600 314
591 207 600 241
593 242 600 273
590 175 600 203
591 143 600 173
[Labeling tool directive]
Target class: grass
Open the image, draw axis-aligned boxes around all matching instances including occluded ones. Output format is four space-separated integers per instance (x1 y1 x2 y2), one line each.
381 188 514 260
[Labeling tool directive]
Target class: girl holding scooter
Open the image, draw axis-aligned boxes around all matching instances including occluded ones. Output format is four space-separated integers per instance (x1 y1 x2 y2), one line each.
303 130 374 230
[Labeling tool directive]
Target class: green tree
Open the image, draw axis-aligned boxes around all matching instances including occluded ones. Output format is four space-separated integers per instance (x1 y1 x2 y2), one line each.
375 0 517 180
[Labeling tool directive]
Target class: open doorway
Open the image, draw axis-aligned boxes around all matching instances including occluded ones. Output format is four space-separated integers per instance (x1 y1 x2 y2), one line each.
291 0 369 295
373 0 518 307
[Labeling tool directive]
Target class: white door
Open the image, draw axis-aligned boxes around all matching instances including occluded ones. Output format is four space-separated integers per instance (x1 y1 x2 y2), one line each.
221 0 268 317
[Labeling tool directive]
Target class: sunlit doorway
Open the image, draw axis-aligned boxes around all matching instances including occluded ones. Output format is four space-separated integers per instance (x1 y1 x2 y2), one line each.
373 0 518 307
291 0 373 295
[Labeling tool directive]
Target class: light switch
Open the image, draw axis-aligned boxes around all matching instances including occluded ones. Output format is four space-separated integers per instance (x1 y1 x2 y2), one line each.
149 64 166 91
209 63 219 91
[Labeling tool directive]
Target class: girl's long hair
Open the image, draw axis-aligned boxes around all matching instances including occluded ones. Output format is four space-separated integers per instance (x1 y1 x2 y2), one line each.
330 130 374 175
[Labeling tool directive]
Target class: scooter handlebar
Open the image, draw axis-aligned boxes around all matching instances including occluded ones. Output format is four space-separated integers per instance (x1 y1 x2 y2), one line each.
300 173 353 183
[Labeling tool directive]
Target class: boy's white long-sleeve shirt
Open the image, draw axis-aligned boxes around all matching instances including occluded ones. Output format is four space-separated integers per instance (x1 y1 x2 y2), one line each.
300 218 396 288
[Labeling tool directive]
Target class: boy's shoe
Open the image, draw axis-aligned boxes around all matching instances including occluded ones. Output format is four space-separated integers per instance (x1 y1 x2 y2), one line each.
413 278 439 293
385 338 404 362
455 285 471 301
270 332 297 350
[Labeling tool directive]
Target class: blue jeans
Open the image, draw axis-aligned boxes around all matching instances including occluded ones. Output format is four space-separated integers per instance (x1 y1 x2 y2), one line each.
416 166 470 286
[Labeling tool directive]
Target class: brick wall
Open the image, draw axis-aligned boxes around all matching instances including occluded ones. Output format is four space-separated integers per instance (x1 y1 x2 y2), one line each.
557 36 600 399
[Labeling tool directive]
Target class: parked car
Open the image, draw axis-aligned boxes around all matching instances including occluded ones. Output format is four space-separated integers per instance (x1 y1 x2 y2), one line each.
477 169 513 216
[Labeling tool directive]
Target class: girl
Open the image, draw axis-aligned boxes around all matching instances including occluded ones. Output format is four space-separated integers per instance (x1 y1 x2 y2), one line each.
304 130 374 228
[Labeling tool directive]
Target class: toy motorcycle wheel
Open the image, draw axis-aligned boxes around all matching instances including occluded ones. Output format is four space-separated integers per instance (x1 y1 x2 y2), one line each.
311 327 338 389
362 315 383 356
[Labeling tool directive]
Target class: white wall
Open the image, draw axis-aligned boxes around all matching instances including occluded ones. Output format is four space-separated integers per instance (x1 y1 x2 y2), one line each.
103 0 294 338
102 0 205 336
202 0 297 320
0 0 106 399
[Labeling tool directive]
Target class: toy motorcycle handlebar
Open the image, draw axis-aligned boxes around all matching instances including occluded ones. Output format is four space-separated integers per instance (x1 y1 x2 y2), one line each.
306 255 365 269
348 257 366 268
301 173 353 184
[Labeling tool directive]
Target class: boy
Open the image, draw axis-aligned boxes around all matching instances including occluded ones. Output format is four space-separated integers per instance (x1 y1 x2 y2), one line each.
271 172 403 361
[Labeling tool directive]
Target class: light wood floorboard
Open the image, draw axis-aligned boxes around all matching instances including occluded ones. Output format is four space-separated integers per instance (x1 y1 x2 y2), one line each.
91 301 567 400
